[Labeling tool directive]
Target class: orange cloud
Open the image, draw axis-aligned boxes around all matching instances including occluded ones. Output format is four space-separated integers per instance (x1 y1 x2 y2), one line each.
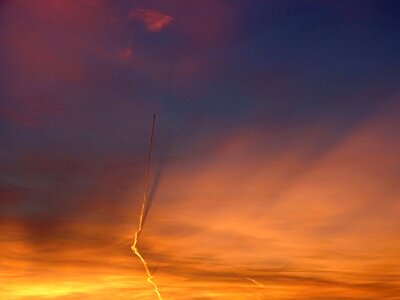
129 9 173 32
1 103 399 299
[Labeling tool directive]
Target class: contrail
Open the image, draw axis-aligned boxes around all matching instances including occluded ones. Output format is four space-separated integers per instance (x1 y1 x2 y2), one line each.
245 277 265 288
142 159 165 228
229 266 266 297
131 113 163 300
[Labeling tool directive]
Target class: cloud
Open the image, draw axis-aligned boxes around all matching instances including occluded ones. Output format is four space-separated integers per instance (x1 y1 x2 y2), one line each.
1 100 400 299
1 1 399 298
129 8 173 32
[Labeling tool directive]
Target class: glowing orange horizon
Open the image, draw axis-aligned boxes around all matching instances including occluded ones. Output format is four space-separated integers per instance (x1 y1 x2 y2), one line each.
0 109 399 300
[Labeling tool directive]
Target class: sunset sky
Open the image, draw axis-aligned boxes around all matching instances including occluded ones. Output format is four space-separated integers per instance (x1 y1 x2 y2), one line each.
1 1 400 299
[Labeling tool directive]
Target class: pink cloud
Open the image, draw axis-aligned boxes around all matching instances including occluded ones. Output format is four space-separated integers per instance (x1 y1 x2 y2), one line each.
130 8 173 32
117 46 133 62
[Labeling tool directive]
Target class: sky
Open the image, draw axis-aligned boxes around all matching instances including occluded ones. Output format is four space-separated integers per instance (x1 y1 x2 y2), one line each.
1 0 400 299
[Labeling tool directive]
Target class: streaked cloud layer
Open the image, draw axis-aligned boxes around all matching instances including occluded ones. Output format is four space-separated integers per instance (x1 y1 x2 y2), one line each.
1 1 399 299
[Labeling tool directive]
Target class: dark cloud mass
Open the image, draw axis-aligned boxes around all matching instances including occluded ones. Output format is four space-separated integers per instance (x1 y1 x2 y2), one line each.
1 0 399 299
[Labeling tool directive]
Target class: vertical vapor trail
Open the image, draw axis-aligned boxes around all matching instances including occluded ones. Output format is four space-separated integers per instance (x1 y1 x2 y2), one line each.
131 114 163 300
